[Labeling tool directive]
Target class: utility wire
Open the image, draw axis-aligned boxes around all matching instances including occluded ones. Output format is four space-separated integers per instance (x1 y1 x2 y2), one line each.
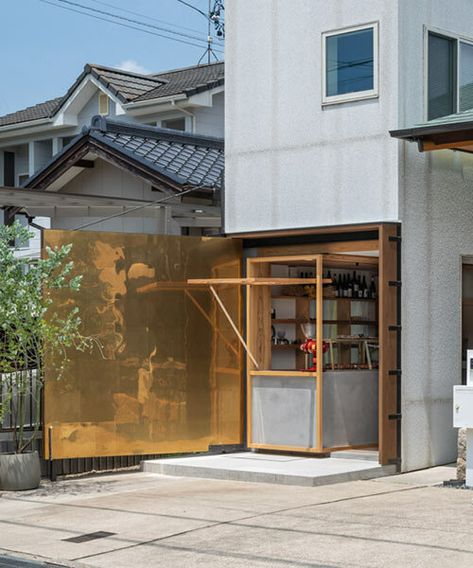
51 0 213 44
89 0 205 35
175 0 208 20
72 186 208 231
39 0 223 53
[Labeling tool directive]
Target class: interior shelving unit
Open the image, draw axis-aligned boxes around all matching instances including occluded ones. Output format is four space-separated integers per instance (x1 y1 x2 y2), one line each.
247 253 379 455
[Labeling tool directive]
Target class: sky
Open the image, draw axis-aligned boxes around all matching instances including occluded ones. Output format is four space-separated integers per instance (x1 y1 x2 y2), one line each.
0 0 224 116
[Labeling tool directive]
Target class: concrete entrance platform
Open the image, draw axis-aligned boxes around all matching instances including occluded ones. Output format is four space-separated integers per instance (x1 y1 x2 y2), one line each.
142 451 396 487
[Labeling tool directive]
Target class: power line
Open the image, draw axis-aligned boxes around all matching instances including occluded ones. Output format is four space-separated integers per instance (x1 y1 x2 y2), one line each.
39 0 223 53
89 0 205 35
51 0 213 45
72 186 208 231
175 0 208 20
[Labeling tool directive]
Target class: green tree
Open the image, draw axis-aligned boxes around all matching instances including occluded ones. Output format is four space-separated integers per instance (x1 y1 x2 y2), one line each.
0 222 96 453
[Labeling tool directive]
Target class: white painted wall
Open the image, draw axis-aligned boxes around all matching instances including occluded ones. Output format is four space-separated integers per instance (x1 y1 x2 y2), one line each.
398 0 473 471
225 0 400 234
50 158 181 235
195 92 225 137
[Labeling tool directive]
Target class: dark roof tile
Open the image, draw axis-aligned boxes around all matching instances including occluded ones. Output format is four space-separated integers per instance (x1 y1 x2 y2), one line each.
0 97 62 127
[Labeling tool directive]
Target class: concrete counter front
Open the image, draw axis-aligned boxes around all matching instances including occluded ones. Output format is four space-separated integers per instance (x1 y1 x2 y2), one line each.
250 370 378 452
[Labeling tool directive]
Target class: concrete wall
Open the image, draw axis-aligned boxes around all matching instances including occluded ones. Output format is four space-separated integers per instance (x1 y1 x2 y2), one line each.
225 0 400 234
51 158 181 235
398 0 473 471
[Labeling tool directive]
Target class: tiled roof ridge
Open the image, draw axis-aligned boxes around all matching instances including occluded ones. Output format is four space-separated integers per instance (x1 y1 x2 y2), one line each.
85 63 166 82
151 60 224 78
88 115 224 149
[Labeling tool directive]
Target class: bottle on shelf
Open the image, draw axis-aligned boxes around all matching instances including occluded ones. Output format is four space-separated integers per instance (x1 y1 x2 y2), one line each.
353 271 359 297
362 275 369 298
347 273 353 298
369 276 377 300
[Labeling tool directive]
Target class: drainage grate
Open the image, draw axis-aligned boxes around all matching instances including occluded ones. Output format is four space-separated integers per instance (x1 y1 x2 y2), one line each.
63 531 116 543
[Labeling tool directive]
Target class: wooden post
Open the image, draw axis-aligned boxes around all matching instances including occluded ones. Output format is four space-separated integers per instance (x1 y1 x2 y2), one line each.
316 254 324 450
379 224 399 466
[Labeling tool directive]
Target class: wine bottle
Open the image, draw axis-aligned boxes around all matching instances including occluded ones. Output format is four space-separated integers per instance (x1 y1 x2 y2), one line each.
353 271 359 296
369 276 377 300
362 275 369 298
347 273 353 298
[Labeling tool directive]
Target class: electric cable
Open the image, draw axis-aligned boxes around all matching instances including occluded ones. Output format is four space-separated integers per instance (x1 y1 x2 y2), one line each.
71 185 211 231
38 0 223 53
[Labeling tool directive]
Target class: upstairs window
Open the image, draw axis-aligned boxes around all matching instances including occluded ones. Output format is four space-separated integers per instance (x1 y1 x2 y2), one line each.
428 33 456 120
322 23 379 105
427 30 473 119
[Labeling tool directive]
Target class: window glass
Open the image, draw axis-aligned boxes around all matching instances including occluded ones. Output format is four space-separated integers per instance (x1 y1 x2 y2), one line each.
161 117 186 131
460 42 473 112
428 33 456 120
326 27 374 97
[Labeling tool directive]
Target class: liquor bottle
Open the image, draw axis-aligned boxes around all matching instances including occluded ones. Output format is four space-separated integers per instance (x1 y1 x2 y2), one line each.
337 273 343 298
362 275 369 298
347 273 353 298
358 274 363 298
353 271 359 297
369 276 377 300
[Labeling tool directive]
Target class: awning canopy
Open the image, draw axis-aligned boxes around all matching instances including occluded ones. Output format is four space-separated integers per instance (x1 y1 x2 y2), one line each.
390 109 473 153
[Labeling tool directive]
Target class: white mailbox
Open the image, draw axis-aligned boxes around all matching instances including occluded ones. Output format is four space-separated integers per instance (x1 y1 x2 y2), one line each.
453 350 473 486
453 386 473 428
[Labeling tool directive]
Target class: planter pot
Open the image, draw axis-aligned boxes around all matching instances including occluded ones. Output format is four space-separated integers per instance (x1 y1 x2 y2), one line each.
0 451 41 491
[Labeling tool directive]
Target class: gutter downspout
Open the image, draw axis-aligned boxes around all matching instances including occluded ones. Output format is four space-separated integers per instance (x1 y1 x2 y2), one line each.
172 101 196 133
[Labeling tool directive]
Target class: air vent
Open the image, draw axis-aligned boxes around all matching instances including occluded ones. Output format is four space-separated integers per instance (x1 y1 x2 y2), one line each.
98 93 109 116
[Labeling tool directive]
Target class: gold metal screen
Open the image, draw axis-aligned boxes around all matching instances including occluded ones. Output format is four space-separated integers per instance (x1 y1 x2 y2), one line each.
43 230 243 459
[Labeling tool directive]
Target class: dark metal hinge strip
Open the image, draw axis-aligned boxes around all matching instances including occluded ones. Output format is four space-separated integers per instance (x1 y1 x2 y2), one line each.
388 413 402 420
389 235 402 242
388 280 402 287
388 324 402 331
389 369 402 376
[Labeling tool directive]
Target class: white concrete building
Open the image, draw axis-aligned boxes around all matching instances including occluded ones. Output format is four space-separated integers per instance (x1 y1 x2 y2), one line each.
225 0 473 471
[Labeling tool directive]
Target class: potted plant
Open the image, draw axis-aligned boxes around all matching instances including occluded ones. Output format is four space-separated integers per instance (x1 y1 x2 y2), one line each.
0 222 94 490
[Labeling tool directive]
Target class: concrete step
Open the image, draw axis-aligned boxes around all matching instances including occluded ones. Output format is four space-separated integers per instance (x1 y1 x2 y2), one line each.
142 452 396 487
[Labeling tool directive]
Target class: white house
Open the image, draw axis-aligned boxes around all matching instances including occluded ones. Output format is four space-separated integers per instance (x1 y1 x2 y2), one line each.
225 0 473 472
0 61 225 239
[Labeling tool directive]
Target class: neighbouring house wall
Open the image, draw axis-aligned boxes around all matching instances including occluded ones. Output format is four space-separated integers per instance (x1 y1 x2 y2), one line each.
50 158 181 235
194 92 225 138
225 0 400 234
398 0 473 471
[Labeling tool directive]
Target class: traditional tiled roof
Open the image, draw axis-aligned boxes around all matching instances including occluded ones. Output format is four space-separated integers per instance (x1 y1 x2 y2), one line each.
0 62 224 128
0 97 63 127
24 116 224 192
137 61 224 101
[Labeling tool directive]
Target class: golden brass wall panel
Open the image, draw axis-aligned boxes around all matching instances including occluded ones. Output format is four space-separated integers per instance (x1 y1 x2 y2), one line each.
43 230 243 459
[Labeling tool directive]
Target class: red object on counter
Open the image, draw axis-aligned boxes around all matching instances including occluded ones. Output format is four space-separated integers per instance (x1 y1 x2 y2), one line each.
299 338 329 371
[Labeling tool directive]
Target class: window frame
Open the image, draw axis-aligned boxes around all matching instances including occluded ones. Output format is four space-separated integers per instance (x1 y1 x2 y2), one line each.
321 21 379 106
425 26 473 121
